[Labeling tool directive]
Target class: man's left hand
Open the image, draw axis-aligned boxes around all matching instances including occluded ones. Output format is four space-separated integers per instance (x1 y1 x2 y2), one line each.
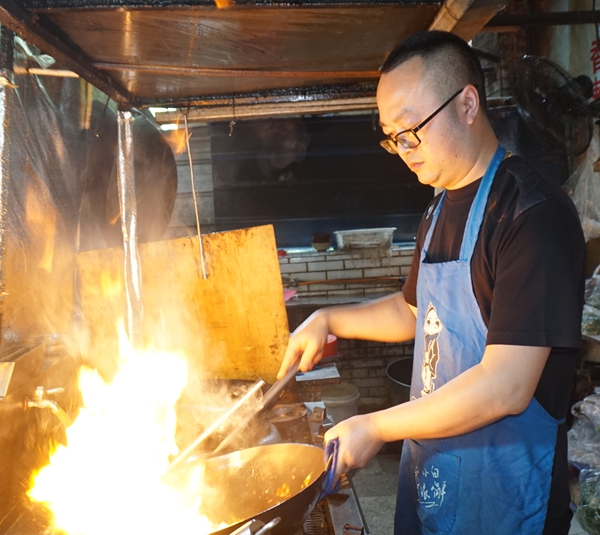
324 413 385 482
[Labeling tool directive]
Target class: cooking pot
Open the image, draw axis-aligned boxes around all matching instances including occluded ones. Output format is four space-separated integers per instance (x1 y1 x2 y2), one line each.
199 443 328 535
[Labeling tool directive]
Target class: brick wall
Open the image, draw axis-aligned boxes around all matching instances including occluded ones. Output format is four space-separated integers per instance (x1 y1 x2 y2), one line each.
279 245 414 298
281 244 416 411
336 339 414 412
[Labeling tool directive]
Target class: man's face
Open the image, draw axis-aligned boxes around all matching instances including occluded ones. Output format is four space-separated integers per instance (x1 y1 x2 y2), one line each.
377 57 467 190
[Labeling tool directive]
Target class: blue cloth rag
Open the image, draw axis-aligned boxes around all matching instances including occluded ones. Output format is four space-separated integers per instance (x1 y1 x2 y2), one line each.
318 437 341 501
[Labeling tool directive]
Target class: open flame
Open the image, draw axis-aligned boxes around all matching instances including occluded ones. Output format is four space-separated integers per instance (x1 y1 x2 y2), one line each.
27 323 220 535
25 184 56 272
164 121 192 155
101 265 123 297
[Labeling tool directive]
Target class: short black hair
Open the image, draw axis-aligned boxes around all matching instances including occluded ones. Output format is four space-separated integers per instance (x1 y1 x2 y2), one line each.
381 31 487 114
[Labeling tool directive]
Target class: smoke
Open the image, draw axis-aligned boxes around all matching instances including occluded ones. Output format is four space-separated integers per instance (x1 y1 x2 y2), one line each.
3 52 285 534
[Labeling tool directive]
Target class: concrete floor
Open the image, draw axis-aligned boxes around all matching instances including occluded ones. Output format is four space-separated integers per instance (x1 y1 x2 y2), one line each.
351 450 400 535
351 450 589 535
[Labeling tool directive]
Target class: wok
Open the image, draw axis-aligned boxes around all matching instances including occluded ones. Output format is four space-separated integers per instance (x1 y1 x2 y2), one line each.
199 443 328 535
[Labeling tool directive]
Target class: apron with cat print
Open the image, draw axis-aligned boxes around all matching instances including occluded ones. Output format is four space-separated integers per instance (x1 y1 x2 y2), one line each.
394 145 561 535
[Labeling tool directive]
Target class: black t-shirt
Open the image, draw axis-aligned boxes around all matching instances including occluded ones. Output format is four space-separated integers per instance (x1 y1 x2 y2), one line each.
402 155 585 534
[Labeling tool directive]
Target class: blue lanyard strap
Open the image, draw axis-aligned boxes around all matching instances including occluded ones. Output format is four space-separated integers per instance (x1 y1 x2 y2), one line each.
421 145 506 263
459 145 506 260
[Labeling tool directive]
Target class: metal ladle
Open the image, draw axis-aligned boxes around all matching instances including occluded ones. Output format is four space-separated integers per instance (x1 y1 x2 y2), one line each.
168 378 265 472
167 361 301 471
209 361 300 457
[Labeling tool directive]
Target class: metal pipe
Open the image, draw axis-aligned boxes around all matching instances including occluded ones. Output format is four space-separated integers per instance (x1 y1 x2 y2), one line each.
137 82 378 109
13 66 78 77
117 109 144 347
24 386 72 428
153 93 510 124
285 276 404 287
155 97 377 123
25 396 72 427
210 361 300 458
183 113 207 279
93 62 381 80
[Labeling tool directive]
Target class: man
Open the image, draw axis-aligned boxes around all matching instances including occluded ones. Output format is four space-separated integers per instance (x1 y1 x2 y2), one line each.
277 31 585 535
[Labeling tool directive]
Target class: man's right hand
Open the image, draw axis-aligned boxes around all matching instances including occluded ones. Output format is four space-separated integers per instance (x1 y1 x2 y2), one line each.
277 310 330 379
277 293 417 379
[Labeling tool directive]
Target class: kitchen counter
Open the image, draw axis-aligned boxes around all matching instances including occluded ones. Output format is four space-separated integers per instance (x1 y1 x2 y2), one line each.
295 363 341 402
286 293 391 332
296 364 340 384
286 294 387 307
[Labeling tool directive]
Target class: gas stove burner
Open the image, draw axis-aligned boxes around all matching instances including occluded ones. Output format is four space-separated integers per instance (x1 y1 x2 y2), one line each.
268 403 312 444
269 403 308 423
304 502 329 535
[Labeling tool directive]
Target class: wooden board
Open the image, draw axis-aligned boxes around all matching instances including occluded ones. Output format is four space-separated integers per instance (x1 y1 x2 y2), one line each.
76 225 289 384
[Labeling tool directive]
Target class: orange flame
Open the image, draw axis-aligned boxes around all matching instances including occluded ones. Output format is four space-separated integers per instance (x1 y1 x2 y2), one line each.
165 122 192 155
25 185 56 272
27 323 222 535
214 0 234 8
101 267 123 298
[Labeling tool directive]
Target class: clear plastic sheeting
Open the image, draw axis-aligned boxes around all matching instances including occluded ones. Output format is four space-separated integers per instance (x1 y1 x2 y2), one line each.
0 39 176 347
582 265 600 334
564 134 600 242
576 468 600 535
569 391 600 469
0 72 12 309
117 110 144 346
2 44 89 344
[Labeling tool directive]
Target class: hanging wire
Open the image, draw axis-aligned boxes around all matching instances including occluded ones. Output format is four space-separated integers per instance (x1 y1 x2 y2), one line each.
183 112 208 279
229 97 236 136
92 95 110 138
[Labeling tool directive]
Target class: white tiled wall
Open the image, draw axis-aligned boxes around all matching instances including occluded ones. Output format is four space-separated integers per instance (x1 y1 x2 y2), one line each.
279 245 414 298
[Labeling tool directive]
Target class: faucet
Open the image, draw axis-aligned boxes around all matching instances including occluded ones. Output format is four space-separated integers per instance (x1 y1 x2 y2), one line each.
24 386 72 428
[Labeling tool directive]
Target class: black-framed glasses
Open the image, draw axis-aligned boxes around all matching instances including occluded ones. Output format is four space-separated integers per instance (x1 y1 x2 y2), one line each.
380 87 465 154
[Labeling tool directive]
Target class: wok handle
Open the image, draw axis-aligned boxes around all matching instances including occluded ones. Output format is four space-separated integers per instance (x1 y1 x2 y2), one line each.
228 517 281 535
319 438 341 501
254 517 281 535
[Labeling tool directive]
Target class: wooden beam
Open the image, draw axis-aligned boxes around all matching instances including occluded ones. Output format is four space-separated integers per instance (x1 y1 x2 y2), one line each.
0 0 134 107
429 0 478 32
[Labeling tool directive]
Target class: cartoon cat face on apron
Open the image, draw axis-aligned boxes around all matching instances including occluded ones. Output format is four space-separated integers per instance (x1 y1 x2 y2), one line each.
394 146 562 535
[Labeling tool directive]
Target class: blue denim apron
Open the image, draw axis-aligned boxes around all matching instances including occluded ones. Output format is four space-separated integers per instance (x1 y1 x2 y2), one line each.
394 146 561 535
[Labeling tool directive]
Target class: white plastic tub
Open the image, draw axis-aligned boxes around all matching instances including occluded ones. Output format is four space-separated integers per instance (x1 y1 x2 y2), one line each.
333 228 396 250
321 383 360 424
